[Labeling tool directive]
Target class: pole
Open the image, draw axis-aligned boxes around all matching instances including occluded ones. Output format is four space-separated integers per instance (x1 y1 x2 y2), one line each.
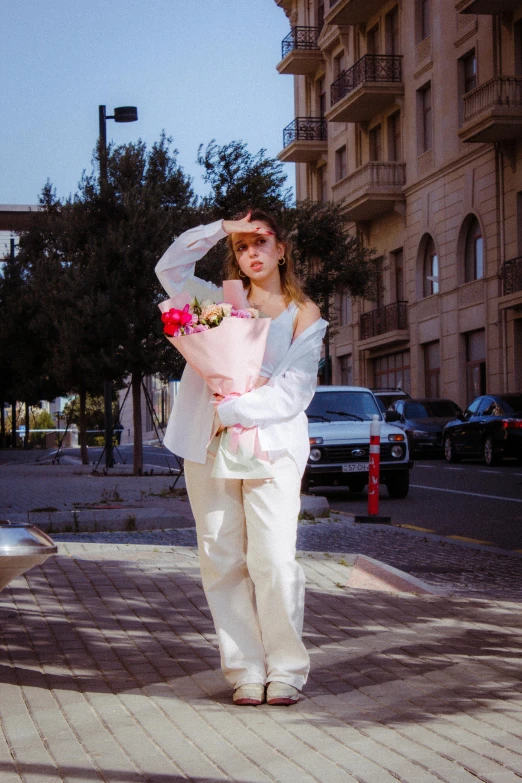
354 414 391 524
368 414 380 516
10 240 17 448
99 105 113 468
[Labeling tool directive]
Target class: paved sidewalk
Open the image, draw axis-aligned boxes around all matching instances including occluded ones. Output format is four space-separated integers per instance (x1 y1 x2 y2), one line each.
1 543 522 783
2 457 522 601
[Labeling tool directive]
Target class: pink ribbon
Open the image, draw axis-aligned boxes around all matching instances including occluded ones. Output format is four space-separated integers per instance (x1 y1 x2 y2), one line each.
212 393 269 462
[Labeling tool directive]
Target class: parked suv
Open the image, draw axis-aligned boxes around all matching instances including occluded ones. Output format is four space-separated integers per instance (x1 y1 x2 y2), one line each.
304 386 413 498
372 387 411 413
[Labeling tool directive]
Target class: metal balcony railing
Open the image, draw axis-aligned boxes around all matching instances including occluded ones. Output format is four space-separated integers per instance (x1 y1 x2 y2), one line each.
359 301 408 340
463 76 522 124
281 27 321 59
331 55 402 106
283 117 327 148
502 256 522 295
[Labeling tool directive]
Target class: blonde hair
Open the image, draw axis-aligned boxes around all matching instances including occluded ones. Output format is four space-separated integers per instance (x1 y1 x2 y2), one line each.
225 209 307 306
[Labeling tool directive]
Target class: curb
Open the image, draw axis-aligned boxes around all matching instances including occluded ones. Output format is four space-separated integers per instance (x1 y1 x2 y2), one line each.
346 553 451 596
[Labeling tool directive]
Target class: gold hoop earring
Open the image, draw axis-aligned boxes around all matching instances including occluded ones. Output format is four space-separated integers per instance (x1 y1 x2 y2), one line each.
238 269 246 278
278 257 286 266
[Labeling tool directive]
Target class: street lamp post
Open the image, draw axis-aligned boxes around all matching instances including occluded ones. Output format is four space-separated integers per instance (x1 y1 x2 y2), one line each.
98 105 138 469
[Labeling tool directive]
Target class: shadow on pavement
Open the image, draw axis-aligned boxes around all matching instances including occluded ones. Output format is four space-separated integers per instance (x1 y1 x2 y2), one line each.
0 553 521 729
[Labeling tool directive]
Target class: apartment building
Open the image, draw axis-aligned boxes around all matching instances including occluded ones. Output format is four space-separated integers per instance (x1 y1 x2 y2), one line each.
275 0 522 407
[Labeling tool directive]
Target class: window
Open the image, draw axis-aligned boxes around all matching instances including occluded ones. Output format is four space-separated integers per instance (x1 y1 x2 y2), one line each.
335 146 347 181
418 82 433 154
463 51 477 94
373 351 411 393
423 237 439 297
385 7 400 55
375 256 385 309
464 217 483 281
388 112 402 161
317 166 328 203
367 25 380 54
466 329 486 399
333 50 346 79
339 355 353 385
392 248 405 301
458 50 477 126
515 20 522 77
355 125 363 169
317 77 326 117
339 288 352 326
369 124 383 161
417 0 430 42
424 341 440 398
517 192 522 255
317 1 325 29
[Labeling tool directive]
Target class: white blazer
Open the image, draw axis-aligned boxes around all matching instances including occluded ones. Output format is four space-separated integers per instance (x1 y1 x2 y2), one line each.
155 220 328 475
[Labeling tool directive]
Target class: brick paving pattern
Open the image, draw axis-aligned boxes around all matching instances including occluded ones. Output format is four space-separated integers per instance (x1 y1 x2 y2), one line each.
1 544 521 783
1 456 522 781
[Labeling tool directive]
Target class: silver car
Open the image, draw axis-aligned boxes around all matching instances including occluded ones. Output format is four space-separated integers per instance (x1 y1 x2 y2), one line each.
304 386 413 498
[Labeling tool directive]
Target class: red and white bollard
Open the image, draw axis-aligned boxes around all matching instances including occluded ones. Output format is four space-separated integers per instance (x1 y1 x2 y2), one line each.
354 414 391 524
368 414 381 516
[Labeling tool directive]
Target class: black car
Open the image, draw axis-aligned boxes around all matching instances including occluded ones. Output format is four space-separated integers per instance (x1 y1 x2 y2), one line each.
388 398 462 456
443 394 522 465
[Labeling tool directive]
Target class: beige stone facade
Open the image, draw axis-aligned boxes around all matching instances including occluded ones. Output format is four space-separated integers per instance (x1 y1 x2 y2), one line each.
275 0 522 408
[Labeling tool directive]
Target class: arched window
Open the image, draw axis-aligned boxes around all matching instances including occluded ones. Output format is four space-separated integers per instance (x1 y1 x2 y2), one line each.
464 217 483 282
423 237 439 297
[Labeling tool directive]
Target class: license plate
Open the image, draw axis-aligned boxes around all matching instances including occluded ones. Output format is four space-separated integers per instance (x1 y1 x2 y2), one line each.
342 463 369 473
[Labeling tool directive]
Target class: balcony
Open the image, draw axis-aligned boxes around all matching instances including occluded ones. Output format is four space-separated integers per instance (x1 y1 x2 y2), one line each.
332 161 406 222
456 0 519 13
278 117 328 163
459 77 522 144
359 301 409 342
325 0 389 26
326 55 403 124
499 256 522 310
276 27 323 75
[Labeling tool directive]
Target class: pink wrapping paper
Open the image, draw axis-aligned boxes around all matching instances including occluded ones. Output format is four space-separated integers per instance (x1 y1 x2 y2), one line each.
159 283 273 478
166 315 270 397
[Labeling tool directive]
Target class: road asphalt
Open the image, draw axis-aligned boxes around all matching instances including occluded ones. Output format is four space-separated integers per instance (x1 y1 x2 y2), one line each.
1 449 522 782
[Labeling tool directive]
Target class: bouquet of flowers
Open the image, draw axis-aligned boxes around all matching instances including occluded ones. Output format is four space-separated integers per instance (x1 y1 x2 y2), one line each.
159 281 273 479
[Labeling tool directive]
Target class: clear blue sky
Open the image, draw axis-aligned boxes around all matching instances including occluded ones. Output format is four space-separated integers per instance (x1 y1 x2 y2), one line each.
1 0 295 205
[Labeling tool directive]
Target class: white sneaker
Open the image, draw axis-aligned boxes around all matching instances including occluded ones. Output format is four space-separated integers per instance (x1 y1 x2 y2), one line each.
233 683 265 706
266 681 300 705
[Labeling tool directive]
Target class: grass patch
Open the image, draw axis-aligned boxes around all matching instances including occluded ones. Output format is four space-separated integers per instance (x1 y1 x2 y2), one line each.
149 485 188 499
100 485 123 504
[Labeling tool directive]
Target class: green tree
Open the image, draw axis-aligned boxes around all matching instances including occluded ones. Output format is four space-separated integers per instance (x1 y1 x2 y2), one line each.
289 200 376 384
79 133 195 472
194 140 292 285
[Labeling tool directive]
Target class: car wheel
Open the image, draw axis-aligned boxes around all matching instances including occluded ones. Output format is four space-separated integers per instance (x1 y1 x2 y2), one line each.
348 477 366 493
444 436 460 463
484 436 502 466
386 471 410 499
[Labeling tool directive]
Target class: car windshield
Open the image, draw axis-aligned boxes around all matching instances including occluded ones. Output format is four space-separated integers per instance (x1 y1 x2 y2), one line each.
404 401 460 418
306 391 382 422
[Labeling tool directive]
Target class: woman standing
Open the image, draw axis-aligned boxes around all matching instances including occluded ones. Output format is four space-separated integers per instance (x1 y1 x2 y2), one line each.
155 210 327 706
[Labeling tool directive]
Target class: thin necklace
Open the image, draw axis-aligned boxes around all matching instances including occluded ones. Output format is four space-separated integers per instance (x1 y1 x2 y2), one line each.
248 290 284 310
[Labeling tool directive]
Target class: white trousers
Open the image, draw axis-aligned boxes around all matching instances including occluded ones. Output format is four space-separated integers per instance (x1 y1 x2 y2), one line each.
184 443 310 690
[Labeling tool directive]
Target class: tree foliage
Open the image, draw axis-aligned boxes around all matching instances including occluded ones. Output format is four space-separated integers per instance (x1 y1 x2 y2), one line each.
194 140 293 286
